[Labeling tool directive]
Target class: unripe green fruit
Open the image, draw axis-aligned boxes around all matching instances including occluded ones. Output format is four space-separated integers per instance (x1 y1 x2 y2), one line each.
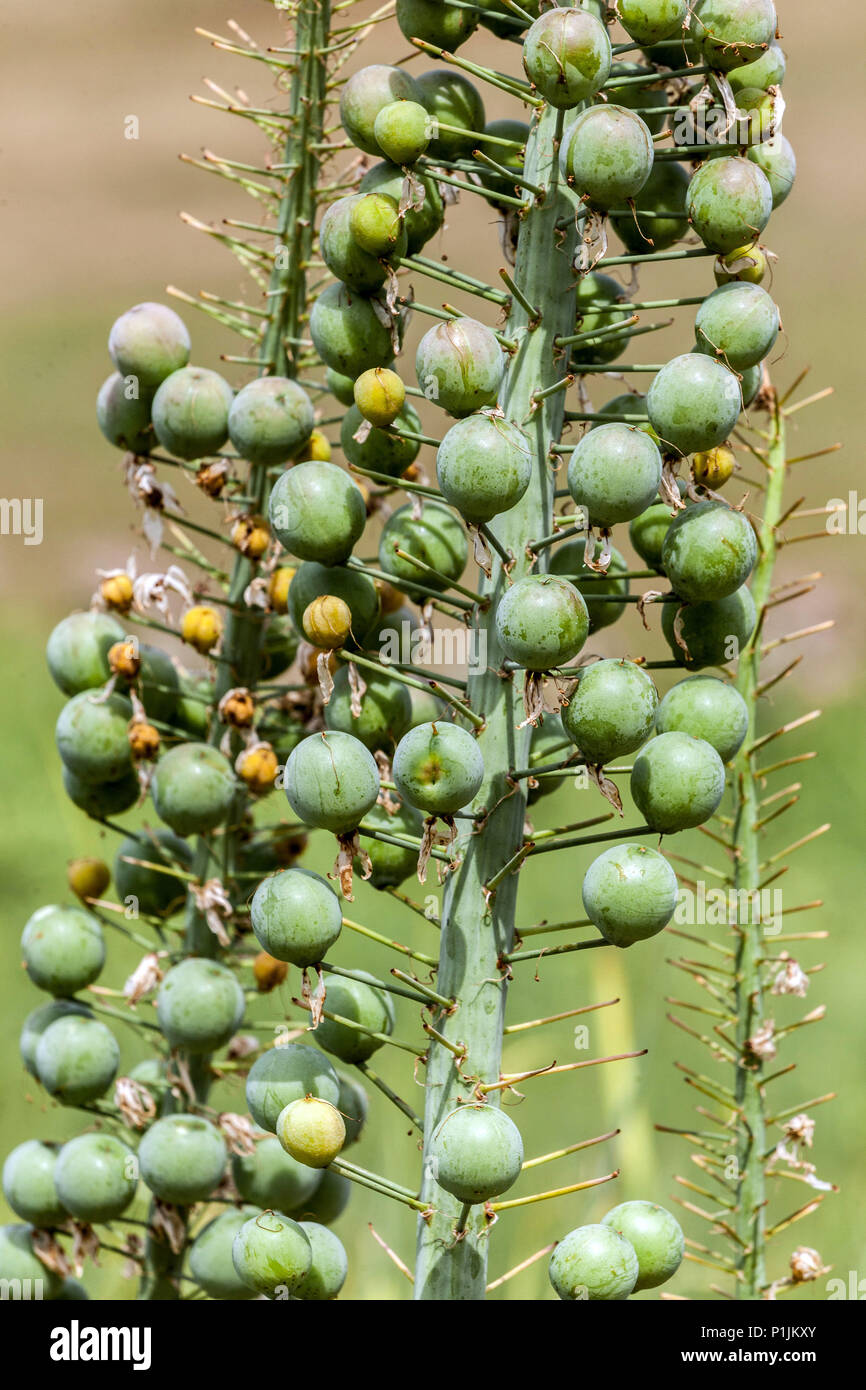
656 675 749 762
662 584 756 669
495 575 589 672
337 1072 369 1147
227 376 314 467
602 1200 684 1290
156 958 245 1054
277 1097 346 1168
324 665 412 752
292 1169 350 1226
582 843 678 947
416 317 504 418
63 766 137 819
260 614 300 677
310 282 395 378
288 563 380 649
232 1136 321 1213
416 69 485 161
341 401 420 479
2 1141 65 1228
550 542 630 635
611 160 689 254
629 485 687 570
741 363 763 408
479 0 540 38
729 38 786 92
108 302 191 388
563 105 654 210
250 867 342 968
246 1044 340 1134
340 64 423 157
477 119 529 202
47 611 126 696
119 643 180 724
687 157 773 254
647 353 742 456
567 423 662 527
436 413 531 524
573 273 630 366
523 8 611 109
19 1000 92 1076
269 460 366 566
175 671 213 738
354 367 406 428
189 1206 261 1300
360 162 444 254
527 713 569 805
320 196 390 294
748 133 796 209
313 971 394 1064
373 100 431 166
151 742 235 836
631 730 726 832
97 372 154 452
609 64 670 137
350 192 408 262
430 1105 523 1205
285 731 380 834
549 1224 639 1300
138 1114 227 1205
54 1133 138 1224
0 1225 62 1299
232 1210 312 1297
379 501 468 593
662 500 757 602
21 903 105 997
151 366 233 461
295 1223 349 1300
617 0 687 46
695 282 779 372
393 721 484 816
692 0 777 72
327 367 357 406
354 799 425 888
397 0 477 49
35 1014 119 1106
114 829 193 918
594 392 656 439
563 660 658 766
55 691 133 784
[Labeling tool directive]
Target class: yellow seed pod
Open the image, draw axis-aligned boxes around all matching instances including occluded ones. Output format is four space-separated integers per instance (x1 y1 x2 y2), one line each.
67 857 111 903
302 595 352 650
108 638 141 681
268 565 296 614
296 429 331 463
128 720 161 760
714 244 767 286
253 950 288 993
101 573 134 612
375 579 407 615
276 1096 346 1168
181 605 223 654
237 743 279 795
693 445 736 489
353 367 406 428
232 514 270 560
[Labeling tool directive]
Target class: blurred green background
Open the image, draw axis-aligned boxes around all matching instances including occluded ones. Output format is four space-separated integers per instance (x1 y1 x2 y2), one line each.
1 0 864 1300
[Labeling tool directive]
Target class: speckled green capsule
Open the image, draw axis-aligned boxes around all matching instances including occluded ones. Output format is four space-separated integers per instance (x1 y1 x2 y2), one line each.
285 730 380 835
372 100 431 166
573 272 630 366
687 157 773 254
189 1206 262 1301
563 660 658 766
430 1105 523 1204
656 674 749 762
416 317 504 418
477 119 530 202
662 499 757 602
310 282 395 378
662 584 756 669
46 611 126 696
416 69 485 161
582 843 678 947
747 133 796 208
353 800 425 888
319 195 391 294
97 372 154 452
436 413 531 524
55 691 133 784
232 1210 312 1298
324 665 412 752
647 353 742 456
523 8 611 109
741 363 763 409
549 1224 639 1301
631 730 726 833
617 0 687 46
340 401 421 480
397 0 477 49
567 423 662 527
21 903 105 997
393 721 484 816
108 302 190 388
360 162 444 255
603 1201 685 1290
151 366 234 461
156 957 245 1054
629 496 679 570
232 1135 321 1213
339 64 422 157
695 282 779 371
563 105 654 210
729 38 786 92
2 1141 66 1228
312 971 395 1064
379 501 468 593
228 376 314 467
692 0 777 72
35 1014 119 1106
139 1114 227 1205
114 829 193 918
295 1223 349 1300
19 999 92 1076
611 160 689 254
54 1133 138 1224
269 460 366 566
151 742 235 836
495 575 589 672
246 1044 340 1134
250 868 342 969
551 541 630 635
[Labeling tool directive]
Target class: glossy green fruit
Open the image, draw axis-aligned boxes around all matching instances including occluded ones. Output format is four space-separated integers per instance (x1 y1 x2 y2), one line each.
324 666 412 752
692 0 777 72
631 731 726 832
35 1015 119 1106
228 377 314 467
549 1224 639 1301
687 157 773 254
139 1114 227 1205
312 971 394 1064
563 105 654 210
327 368 357 406
351 192 407 263
647 353 742 456
572 273 629 366
563 660 658 765
416 318 504 418
151 742 235 836
151 366 233 461
337 1072 369 1147
611 160 689 254
250 867 342 968
662 584 756 668
526 713 569 805
655 675 749 762
602 1201 684 1290
360 162 444 254
320 196 391 294
495 575 588 672
550 542 630 635
748 133 796 208
373 99 431 166
245 1044 340 1134
340 64 422 156
416 69 485 160
108 302 191 388
55 691 133 784
156 958 244 1054
2 1141 65 1227
567 423 662 527
479 0 540 37
582 843 678 947
436 413 531 524
174 671 213 738
354 799 424 888
378 501 468 593
0 1224 62 1298
232 1210 312 1297
741 363 763 409
340 401 421 480
397 0 477 49
393 721 484 816
295 1223 348 1300
97 372 154 452
54 1133 138 1224
430 1105 523 1204
628 482 687 569
269 461 366 567
290 1169 351 1226
523 8 611 108
477 119 529 203
662 500 757 602
310 282 395 378
695 282 779 371
47 611 126 696
617 0 687 46
288 563 380 649
21 903 105 997
189 1206 261 1300
113 829 193 917
19 1000 92 1076
232 1136 321 1214
285 731 380 835
729 38 786 91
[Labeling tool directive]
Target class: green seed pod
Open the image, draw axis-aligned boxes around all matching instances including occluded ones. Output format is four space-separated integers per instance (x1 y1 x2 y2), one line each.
567 423 663 527
594 392 658 442
662 499 757 602
353 367 406 428
108 302 191 388
151 742 235 836
54 1133 138 1224
656 674 749 762
476 118 529 202
288 563 381 649
647 353 742 456
741 363 763 409
232 1210 312 1297
526 713 569 805
259 613 300 681
397 0 477 48
393 721 484 816
416 69 485 161
19 999 92 1076
687 156 773 254
246 1044 340 1134
341 401 421 479
549 1224 639 1300
21 903 105 997
729 38 786 91
353 799 425 888
123 643 180 724
269 460 366 566
324 665 412 752
97 372 154 452
479 0 540 37
582 843 678 947
550 542 630 635
250 867 342 968
228 376 314 467
151 366 233 461
603 1200 685 1290
495 575 589 672
320 196 389 293
310 282 395 378
608 63 670 136
617 0 687 46
156 958 245 1054
692 0 777 72
291 1169 350 1226
232 1136 321 1214
35 1014 119 1106
174 671 213 738
295 1223 349 1300
747 133 796 208
340 64 423 156
436 413 531 524
378 501 469 593
327 368 357 406
430 1105 524 1204
2 1140 66 1228
572 273 630 366
695 282 780 371
360 162 444 254
114 829 193 918
628 483 687 569
373 100 432 166
523 8 612 108
138 1114 227 1205
631 730 726 832
55 691 133 785
350 191 407 260
46 611 126 696
0 1225 63 1298
662 584 756 669
563 660 658 766
285 731 380 835
337 1072 369 1147
563 105 654 210
189 1206 262 1301
611 160 690 254
416 317 504 417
